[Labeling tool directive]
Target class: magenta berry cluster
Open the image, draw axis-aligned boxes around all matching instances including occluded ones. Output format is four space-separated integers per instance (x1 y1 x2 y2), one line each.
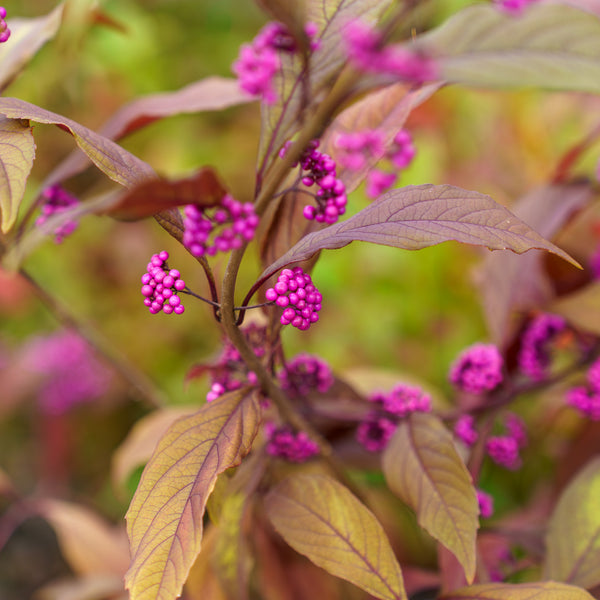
183 195 259 257
343 19 437 83
454 414 479 447
265 267 322 330
278 353 334 396
477 489 494 519
232 21 319 104
449 343 504 394
264 423 319 463
518 313 566 380
566 357 600 420
356 383 432 452
141 251 186 315
485 413 527 470
35 185 80 243
0 7 10 43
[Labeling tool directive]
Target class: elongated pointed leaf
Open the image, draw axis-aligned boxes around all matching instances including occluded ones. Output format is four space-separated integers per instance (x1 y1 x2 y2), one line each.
0 117 35 233
260 184 577 282
258 0 393 173
440 581 595 600
418 3 600 93
0 4 64 92
382 413 478 583
544 457 600 589
0 98 156 189
125 391 260 600
265 473 407 600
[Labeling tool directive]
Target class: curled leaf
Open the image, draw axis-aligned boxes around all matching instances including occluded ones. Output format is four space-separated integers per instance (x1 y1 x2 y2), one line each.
382 413 478 583
265 473 407 600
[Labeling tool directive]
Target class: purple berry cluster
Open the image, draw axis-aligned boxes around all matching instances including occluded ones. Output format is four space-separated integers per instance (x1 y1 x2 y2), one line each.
35 185 80 243
566 357 600 420
278 353 334 397
141 251 186 315
494 0 538 15
449 343 504 394
265 267 322 330
183 195 259 257
264 423 319 462
477 489 494 519
0 7 10 43
518 313 566 380
356 383 432 452
454 414 479 447
232 21 319 104
343 19 438 84
485 413 527 470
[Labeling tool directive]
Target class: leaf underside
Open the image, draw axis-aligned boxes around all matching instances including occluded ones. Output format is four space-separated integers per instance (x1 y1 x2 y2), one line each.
440 581 595 600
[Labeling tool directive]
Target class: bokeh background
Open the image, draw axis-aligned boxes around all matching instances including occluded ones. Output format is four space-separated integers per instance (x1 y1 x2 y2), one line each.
1 1 599 598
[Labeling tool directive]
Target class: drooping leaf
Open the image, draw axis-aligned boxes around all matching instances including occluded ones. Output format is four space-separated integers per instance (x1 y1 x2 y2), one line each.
125 390 261 600
440 581 595 600
0 4 64 93
0 117 35 233
417 3 600 93
184 526 228 600
44 77 253 189
382 412 478 583
100 168 227 221
39 499 130 577
265 473 407 600
544 457 600 589
111 405 198 493
476 183 592 344
260 184 578 282
0 98 156 189
550 283 600 335
257 0 393 174
321 83 438 195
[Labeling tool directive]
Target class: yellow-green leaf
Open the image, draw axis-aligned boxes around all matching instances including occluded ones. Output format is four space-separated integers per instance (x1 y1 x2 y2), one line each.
440 581 595 600
0 117 35 233
125 391 260 600
544 457 600 589
382 412 478 583
265 473 407 600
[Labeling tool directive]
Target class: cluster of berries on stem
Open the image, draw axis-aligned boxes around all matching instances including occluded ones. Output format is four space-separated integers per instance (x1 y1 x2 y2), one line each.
264 423 319 463
449 343 504 394
518 313 566 380
265 267 322 331
36 185 80 243
141 251 186 315
566 356 600 420
0 7 9 43
278 353 334 396
183 195 259 257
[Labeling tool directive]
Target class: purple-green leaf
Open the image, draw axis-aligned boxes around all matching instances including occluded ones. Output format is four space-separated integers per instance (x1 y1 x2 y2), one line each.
544 457 600 589
0 4 64 93
440 581 595 600
260 184 578 282
382 413 479 583
265 473 407 600
257 0 393 174
417 3 600 93
0 98 156 189
0 117 35 233
125 390 260 600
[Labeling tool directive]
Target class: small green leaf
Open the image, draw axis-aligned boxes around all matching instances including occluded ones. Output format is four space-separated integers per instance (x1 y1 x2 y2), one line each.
440 581 595 600
419 3 600 93
125 390 260 600
0 117 35 233
265 473 407 600
544 457 600 589
382 413 478 583
0 98 155 189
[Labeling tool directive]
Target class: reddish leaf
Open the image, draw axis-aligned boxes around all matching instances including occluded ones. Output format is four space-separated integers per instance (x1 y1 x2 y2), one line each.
101 168 227 221
321 83 438 195
265 473 407 600
440 581 595 600
260 184 578 282
0 117 35 233
0 97 156 189
382 413 478 584
125 390 260 600
476 183 592 344
0 4 64 93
